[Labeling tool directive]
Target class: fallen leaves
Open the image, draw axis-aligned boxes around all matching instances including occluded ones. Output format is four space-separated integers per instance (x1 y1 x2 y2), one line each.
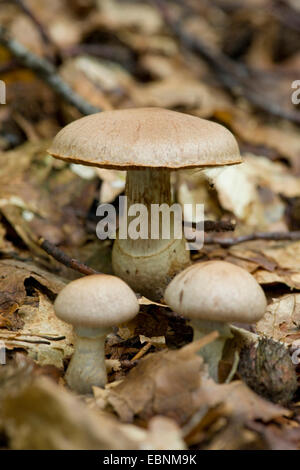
0 355 186 450
107 343 204 425
0 0 300 451
106 339 290 434
0 259 65 329
257 293 300 345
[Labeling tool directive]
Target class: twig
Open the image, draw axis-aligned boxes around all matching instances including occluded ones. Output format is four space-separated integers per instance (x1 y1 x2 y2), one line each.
204 230 300 247
38 237 100 276
131 342 152 361
225 350 240 384
0 26 100 115
86 217 236 234
12 0 53 47
188 219 236 233
120 359 139 371
37 238 147 299
62 44 133 68
154 0 300 124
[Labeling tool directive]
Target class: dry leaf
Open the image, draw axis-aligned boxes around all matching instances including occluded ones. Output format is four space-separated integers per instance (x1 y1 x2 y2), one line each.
0 259 65 328
0 364 143 449
108 346 204 425
107 343 290 428
257 293 300 345
131 77 228 117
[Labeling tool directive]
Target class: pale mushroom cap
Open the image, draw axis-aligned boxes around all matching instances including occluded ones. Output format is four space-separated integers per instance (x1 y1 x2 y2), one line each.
164 261 267 323
48 108 242 170
54 274 139 328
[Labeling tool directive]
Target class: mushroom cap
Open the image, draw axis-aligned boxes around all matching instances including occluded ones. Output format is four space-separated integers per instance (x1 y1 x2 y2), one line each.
48 108 242 170
54 274 139 328
164 261 267 323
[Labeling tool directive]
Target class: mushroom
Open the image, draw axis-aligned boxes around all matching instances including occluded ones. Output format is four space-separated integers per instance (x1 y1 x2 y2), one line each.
48 108 241 300
164 260 267 381
54 274 139 394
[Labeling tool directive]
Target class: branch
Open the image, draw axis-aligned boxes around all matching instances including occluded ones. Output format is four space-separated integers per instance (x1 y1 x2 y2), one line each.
62 44 133 69
204 231 300 247
0 26 100 115
154 0 300 124
12 0 53 47
38 238 100 276
86 216 236 235
185 219 236 232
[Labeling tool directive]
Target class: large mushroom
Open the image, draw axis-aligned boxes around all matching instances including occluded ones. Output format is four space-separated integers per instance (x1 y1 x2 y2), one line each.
164 260 267 382
48 108 241 300
54 274 139 394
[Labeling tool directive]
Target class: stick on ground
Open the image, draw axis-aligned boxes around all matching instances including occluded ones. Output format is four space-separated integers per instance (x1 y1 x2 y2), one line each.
204 230 300 247
0 26 99 116
38 238 100 276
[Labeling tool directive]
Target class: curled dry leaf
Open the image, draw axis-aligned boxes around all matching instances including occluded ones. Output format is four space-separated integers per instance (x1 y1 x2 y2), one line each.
256 293 300 346
0 259 65 329
242 155 300 199
254 241 300 290
223 109 300 172
227 241 300 290
203 155 295 229
0 290 74 369
107 342 290 429
193 378 291 423
107 344 204 425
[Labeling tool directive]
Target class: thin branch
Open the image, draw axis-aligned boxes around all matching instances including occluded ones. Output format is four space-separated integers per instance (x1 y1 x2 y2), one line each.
192 219 236 233
12 0 53 47
62 44 133 68
38 238 100 276
0 26 100 115
204 230 300 247
154 0 300 124
86 216 236 234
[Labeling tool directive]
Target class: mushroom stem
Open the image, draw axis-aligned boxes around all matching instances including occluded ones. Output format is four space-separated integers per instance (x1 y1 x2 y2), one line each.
191 319 233 382
127 168 171 205
65 327 109 394
112 168 190 300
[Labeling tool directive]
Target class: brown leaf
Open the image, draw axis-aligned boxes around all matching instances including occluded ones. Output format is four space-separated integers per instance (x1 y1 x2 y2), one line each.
257 293 300 345
0 259 65 329
0 360 143 450
108 346 204 425
107 343 289 427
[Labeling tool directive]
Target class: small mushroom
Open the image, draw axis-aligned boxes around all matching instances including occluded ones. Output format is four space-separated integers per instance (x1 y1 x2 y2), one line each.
54 274 139 394
164 260 267 382
48 108 241 300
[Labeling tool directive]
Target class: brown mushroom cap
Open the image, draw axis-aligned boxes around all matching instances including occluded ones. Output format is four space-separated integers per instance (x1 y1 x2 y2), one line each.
164 261 267 323
48 108 242 170
54 274 139 328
